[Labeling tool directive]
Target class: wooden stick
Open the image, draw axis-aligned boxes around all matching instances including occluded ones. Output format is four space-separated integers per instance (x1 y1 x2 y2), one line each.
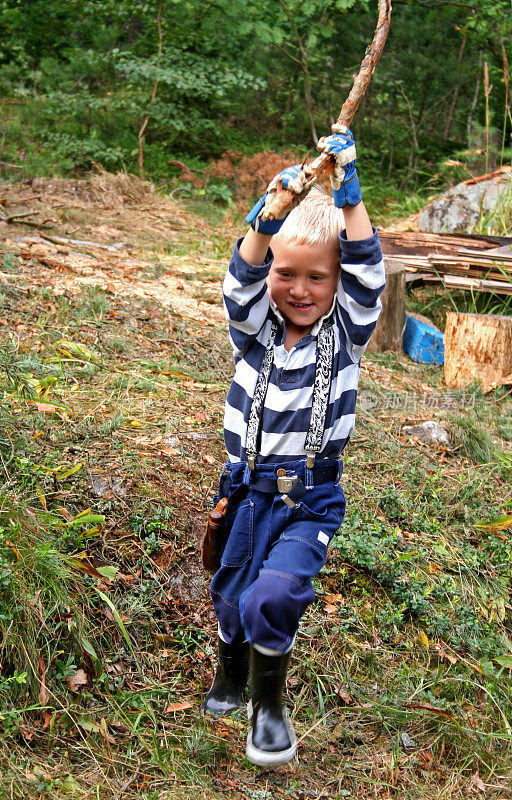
262 0 392 221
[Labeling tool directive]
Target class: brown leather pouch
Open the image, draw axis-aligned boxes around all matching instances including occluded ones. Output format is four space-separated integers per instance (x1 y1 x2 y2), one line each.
201 497 228 573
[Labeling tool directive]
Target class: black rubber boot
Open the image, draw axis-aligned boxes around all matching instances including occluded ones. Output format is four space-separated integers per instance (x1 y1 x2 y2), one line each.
202 638 250 717
246 647 297 767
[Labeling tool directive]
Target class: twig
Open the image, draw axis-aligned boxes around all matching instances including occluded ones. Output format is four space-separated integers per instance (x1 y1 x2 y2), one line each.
40 233 129 252
0 209 41 224
493 385 512 403
263 0 392 220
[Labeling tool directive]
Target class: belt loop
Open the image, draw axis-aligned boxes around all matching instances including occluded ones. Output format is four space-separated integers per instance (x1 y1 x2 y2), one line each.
337 457 344 481
243 463 251 486
305 453 315 489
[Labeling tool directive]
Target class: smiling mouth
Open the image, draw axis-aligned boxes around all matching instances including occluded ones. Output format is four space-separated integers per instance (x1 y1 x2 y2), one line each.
288 301 313 310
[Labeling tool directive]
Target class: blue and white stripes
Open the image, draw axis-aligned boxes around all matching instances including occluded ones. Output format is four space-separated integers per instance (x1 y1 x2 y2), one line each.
223 229 385 465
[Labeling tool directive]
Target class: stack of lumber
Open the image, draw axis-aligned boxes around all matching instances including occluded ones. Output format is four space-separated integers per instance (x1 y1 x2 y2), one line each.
380 231 512 295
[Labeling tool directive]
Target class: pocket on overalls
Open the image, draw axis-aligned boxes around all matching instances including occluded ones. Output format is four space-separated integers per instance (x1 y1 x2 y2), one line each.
285 483 346 554
295 484 345 521
220 499 254 567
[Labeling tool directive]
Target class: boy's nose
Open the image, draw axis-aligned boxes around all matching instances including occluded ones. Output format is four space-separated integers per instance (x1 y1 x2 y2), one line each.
290 280 308 298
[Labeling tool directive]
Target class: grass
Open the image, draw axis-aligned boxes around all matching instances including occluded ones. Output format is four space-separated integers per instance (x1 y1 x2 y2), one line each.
0 173 511 798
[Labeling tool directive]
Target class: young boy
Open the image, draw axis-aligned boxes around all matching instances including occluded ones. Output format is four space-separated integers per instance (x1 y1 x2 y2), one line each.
203 129 385 767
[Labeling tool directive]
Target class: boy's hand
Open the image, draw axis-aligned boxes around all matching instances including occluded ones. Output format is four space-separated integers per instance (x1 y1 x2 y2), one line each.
246 165 305 235
316 126 362 208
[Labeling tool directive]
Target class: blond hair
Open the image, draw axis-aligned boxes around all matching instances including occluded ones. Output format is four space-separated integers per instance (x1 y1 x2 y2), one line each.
274 186 344 251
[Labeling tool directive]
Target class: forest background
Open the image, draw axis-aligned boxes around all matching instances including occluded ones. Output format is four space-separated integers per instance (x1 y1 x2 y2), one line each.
1 0 511 221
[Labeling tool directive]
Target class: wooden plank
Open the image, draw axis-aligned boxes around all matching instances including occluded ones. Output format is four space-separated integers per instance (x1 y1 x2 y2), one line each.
443 275 512 295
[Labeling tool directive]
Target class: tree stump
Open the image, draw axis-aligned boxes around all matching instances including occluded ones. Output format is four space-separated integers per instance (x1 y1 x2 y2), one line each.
444 311 512 392
366 258 406 354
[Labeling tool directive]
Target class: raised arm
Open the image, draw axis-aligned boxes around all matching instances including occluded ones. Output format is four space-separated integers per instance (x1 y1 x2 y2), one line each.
224 166 303 359
316 129 385 361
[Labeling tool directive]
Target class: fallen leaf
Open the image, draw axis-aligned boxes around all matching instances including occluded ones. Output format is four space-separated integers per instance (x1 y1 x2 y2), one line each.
43 711 54 730
325 593 344 604
324 603 337 614
165 701 192 714
435 645 458 664
38 653 49 705
470 773 486 793
66 668 88 692
335 686 353 705
77 717 116 743
406 703 459 725
204 454 215 465
418 629 429 652
476 514 512 532
17 724 34 741
34 402 62 414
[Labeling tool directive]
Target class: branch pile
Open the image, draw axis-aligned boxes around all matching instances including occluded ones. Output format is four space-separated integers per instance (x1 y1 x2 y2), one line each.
380 231 512 296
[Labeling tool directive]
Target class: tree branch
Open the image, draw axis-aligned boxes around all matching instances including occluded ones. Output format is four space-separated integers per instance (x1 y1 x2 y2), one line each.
138 0 163 178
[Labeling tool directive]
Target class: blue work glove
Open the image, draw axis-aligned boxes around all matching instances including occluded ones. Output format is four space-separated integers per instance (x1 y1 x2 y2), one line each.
316 126 362 208
246 164 305 235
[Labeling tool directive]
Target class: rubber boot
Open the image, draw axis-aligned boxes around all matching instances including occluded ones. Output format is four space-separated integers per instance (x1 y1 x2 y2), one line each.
202 638 250 717
246 647 297 767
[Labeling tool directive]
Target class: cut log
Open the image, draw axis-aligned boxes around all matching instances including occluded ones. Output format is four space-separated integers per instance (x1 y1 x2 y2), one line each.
444 312 512 392
366 258 406 354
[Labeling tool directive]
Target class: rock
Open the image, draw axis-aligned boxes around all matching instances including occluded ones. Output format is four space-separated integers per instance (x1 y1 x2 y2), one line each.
91 474 127 497
402 420 451 446
400 731 417 749
418 174 511 234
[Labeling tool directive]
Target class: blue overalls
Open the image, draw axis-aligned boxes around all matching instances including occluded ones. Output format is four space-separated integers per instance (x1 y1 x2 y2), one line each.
210 315 346 654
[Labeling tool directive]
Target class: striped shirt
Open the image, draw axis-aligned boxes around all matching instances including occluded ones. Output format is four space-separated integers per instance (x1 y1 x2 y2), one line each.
223 229 385 465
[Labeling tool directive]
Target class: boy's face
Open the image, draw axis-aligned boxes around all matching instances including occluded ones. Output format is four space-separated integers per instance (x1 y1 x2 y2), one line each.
268 240 339 334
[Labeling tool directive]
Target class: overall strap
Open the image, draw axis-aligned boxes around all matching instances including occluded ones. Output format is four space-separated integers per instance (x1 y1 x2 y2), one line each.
245 316 334 470
304 317 335 468
246 320 279 469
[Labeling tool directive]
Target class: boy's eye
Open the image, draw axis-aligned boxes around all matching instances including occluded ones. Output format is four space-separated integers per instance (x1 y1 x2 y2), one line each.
310 275 324 281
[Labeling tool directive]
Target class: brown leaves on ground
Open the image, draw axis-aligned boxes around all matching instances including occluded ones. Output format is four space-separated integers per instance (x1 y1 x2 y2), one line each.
164 701 192 713
65 668 88 692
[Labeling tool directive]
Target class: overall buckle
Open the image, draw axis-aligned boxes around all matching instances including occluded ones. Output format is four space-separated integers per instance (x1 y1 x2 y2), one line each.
276 469 297 494
277 469 298 508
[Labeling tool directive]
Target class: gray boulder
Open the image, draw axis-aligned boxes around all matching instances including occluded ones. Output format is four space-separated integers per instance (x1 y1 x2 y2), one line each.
418 174 511 234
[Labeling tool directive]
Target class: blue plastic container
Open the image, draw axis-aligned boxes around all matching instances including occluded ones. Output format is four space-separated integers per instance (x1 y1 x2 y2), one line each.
403 314 444 365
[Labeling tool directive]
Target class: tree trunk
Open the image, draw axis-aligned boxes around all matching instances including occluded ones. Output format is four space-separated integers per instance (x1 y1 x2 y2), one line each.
138 0 163 178
366 258 406 354
444 312 512 393
444 33 467 140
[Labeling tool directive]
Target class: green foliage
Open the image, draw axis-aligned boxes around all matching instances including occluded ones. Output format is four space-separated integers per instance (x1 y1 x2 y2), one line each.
449 412 497 463
475 179 512 236
0 0 511 186
331 505 509 657
0 499 94 699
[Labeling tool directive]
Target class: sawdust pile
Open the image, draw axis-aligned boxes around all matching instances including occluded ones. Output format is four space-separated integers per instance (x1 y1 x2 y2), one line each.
4 166 201 236
1 168 226 325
